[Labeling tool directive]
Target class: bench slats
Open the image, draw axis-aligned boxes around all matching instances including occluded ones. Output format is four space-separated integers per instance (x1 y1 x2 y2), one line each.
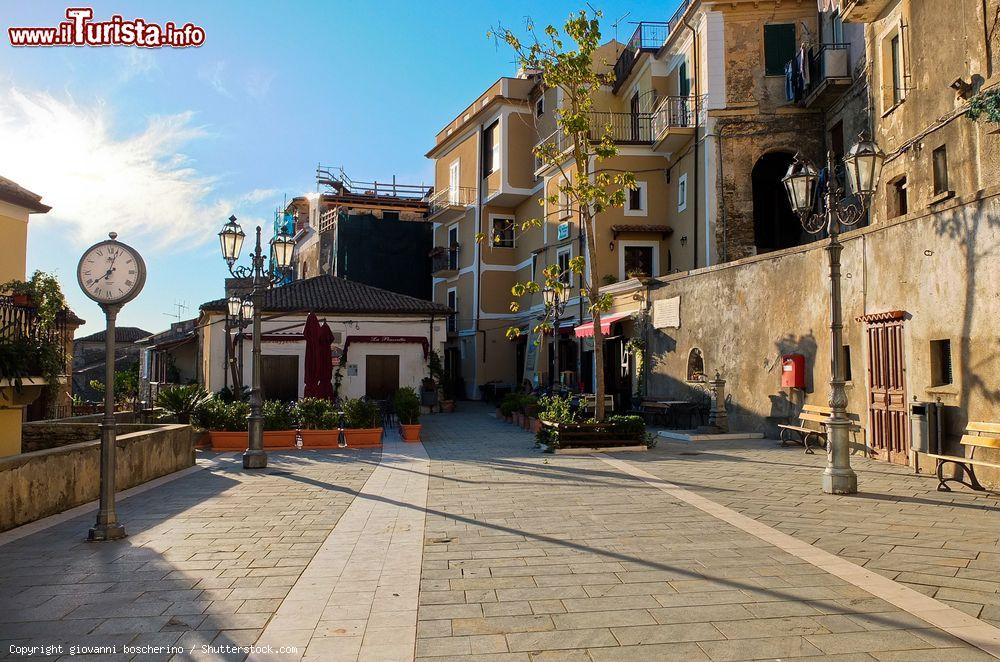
967 422 1000 435
799 413 830 424
800 405 861 421
925 453 1000 471
961 434 1000 449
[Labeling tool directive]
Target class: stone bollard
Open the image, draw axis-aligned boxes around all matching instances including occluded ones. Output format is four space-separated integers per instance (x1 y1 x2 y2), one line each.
708 372 729 434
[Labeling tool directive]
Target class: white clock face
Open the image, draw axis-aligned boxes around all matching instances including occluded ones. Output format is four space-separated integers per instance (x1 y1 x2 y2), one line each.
78 241 146 304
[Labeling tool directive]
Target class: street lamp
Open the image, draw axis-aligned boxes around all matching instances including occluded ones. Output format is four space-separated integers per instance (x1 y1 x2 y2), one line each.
225 296 253 389
782 135 885 495
542 283 568 391
218 214 295 469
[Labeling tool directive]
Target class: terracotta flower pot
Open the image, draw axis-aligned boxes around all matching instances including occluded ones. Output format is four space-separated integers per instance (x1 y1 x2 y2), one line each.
263 431 296 449
299 429 341 448
530 417 541 434
345 428 382 447
209 431 246 451
400 423 421 442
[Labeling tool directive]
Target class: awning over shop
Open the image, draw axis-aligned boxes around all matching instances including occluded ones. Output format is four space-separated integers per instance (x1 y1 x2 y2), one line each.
573 312 630 338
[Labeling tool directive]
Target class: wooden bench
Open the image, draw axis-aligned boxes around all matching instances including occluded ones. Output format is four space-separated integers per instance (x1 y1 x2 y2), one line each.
924 422 1000 492
576 394 615 414
635 399 705 428
778 404 863 454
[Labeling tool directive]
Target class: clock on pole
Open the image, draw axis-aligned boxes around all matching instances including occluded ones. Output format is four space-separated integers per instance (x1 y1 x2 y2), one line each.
77 232 147 541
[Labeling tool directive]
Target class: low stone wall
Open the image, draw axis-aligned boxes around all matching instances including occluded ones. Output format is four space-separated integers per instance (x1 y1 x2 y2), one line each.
21 422 156 453
0 424 195 532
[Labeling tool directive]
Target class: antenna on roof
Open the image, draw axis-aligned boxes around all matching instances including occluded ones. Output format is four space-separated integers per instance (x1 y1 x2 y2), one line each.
163 301 188 322
611 11 630 50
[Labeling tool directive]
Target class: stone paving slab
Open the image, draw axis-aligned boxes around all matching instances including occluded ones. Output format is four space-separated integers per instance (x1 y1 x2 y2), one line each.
0 450 378 661
416 406 997 661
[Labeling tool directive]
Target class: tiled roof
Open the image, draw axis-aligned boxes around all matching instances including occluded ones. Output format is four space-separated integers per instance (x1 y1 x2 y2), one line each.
0 175 51 213
201 275 452 316
76 326 152 343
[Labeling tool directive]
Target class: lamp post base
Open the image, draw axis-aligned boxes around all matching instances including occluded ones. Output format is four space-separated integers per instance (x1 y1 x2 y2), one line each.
822 467 858 495
243 449 268 469
87 522 127 542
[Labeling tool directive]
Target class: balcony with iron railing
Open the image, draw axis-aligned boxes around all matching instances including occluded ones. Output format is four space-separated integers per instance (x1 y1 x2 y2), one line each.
428 186 477 218
612 22 669 92
788 44 853 109
430 245 460 276
534 112 655 173
651 95 698 152
0 296 71 387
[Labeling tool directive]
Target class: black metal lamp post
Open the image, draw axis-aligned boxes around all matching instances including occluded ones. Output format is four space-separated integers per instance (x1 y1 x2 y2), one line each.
225 295 253 388
542 284 569 391
782 135 885 495
218 215 295 469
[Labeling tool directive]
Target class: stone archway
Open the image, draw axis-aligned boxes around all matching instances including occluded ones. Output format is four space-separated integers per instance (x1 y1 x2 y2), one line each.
752 151 803 254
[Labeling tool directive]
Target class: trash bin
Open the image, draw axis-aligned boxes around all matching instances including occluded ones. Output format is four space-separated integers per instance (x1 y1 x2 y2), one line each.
910 401 939 454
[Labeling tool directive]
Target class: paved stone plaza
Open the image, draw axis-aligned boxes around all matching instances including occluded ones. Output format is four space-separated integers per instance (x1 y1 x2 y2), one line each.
1 407 999 660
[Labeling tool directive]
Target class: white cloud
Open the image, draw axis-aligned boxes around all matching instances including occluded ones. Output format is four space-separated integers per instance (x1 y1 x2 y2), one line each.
0 88 259 250
244 69 275 100
118 49 158 82
198 61 231 98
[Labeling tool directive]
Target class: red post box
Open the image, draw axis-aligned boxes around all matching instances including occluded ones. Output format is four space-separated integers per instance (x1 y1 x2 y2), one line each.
781 354 805 389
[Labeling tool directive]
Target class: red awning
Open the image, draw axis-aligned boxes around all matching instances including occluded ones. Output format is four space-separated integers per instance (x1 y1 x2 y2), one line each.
573 312 630 338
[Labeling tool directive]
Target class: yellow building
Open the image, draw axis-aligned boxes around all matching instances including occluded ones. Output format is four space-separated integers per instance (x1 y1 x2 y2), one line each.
0 176 81 456
426 1 824 405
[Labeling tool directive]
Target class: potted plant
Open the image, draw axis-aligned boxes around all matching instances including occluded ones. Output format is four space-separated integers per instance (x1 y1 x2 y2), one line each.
394 387 421 442
343 397 382 447
156 384 211 424
262 400 296 448
500 393 521 423
522 395 538 431
197 398 251 450
294 397 339 448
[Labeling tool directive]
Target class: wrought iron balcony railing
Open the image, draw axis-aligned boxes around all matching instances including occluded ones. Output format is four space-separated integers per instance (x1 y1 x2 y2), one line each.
430 246 460 273
651 95 698 136
0 296 71 380
534 112 654 170
428 186 477 216
612 22 669 92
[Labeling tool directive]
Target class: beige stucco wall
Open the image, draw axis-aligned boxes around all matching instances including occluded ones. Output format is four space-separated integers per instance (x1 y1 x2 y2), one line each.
646 188 1000 486
0 201 29 284
0 424 194 532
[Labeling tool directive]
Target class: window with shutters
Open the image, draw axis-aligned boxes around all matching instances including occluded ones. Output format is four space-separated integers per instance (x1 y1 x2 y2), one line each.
930 339 953 387
763 24 796 76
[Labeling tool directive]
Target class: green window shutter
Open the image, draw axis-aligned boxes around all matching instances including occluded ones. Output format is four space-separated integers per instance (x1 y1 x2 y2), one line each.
764 23 796 76
679 61 690 97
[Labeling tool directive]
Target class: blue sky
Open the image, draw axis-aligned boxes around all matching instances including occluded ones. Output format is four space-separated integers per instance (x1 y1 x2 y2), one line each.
1 0 676 335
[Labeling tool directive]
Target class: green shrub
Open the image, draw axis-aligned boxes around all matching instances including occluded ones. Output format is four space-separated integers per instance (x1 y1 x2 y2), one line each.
393 387 421 425
216 385 250 402
294 397 335 430
194 398 250 432
499 393 523 417
535 393 577 424
343 398 380 429
156 384 211 423
262 400 296 431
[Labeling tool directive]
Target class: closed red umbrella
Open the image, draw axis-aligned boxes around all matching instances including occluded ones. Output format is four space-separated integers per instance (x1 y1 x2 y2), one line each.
315 322 336 400
302 312 322 397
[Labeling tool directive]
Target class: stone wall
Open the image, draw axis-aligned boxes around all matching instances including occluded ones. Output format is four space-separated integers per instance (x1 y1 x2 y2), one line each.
20 422 155 453
0 424 195 532
645 187 1000 486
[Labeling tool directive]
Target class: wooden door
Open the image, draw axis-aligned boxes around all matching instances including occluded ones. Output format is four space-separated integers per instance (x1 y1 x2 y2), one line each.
366 355 399 400
865 315 909 464
261 355 298 402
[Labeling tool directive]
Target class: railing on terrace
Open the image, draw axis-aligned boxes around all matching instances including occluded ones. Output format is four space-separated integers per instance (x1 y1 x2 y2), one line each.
316 165 432 200
534 112 654 169
430 246 460 273
428 186 477 216
788 43 852 105
651 95 698 136
667 0 693 35
613 22 669 92
0 296 70 376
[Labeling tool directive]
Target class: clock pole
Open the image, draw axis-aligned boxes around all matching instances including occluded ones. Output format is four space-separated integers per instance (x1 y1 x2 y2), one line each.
89 301 126 541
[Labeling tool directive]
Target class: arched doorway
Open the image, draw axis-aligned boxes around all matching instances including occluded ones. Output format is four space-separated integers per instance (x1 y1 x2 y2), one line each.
752 151 803 254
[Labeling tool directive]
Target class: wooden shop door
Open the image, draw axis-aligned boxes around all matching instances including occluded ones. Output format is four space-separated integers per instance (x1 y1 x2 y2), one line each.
865 314 909 465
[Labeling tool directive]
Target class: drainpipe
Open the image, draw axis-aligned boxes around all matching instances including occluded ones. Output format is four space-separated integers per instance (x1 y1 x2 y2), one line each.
476 122 485 397
685 16 701 269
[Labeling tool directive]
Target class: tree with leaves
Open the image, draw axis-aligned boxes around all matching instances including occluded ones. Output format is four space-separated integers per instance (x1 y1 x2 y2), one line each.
487 9 636 420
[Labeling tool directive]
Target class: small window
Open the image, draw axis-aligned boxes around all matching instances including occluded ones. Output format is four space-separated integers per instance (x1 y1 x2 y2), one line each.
491 217 515 248
624 245 654 278
687 348 705 382
447 290 457 333
556 248 572 285
841 345 852 382
890 33 904 105
382 210 400 221
535 96 544 117
932 146 949 196
482 121 499 174
624 181 647 216
677 173 688 212
930 339 953 387
764 24 796 76
889 176 908 217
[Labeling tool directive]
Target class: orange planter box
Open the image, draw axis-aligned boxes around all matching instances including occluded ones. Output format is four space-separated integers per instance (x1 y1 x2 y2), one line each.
344 428 383 447
400 424 421 442
209 430 296 451
298 429 339 448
